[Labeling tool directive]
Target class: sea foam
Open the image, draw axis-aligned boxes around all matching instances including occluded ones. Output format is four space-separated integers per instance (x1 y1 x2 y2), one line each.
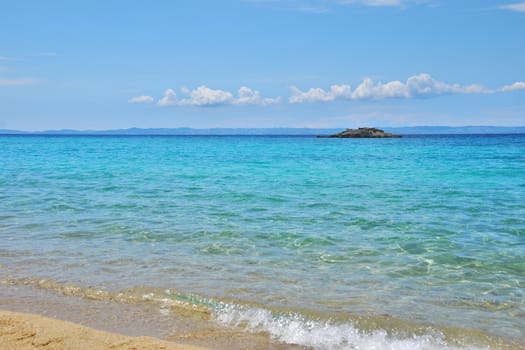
214 304 488 350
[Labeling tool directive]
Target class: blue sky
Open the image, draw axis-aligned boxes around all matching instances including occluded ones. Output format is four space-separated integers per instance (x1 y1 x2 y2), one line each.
1 0 524 130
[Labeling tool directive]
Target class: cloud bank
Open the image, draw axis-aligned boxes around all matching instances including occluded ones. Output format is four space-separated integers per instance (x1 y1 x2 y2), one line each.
129 86 280 107
289 74 525 103
129 75 525 107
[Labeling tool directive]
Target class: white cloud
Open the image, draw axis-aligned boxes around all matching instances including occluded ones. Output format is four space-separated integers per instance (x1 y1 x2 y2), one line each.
178 86 234 106
499 2 525 12
128 95 154 104
234 86 281 105
351 78 407 99
157 85 280 107
134 77 525 107
158 88 178 106
0 78 37 87
499 81 525 92
289 84 352 103
351 74 489 100
289 74 523 103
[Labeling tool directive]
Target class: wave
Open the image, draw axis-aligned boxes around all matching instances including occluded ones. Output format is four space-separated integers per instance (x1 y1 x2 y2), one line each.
2 277 517 350
214 304 496 350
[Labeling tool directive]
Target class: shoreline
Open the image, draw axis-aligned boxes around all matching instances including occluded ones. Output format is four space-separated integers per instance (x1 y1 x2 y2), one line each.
0 309 205 350
1 281 523 349
0 283 295 350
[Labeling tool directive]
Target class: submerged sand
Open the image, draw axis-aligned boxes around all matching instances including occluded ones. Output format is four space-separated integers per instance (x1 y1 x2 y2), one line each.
0 309 206 350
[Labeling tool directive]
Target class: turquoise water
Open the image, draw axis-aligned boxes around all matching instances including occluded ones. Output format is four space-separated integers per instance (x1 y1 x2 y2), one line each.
1 135 524 349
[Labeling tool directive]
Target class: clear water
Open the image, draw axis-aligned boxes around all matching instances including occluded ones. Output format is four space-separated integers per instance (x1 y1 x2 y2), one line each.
1 135 524 349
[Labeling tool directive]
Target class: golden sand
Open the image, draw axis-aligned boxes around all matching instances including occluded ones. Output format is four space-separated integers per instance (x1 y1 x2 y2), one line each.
0 309 206 350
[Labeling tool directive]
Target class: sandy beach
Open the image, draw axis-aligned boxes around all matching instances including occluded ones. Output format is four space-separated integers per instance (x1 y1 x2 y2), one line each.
0 309 206 350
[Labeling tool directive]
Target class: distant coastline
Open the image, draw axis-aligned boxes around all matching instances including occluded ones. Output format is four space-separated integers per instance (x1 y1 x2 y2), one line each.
1 126 525 136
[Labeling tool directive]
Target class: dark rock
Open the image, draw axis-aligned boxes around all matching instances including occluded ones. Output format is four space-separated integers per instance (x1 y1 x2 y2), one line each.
318 127 402 138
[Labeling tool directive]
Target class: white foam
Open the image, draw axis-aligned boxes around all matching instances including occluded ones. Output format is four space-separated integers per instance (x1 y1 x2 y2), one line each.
214 305 489 350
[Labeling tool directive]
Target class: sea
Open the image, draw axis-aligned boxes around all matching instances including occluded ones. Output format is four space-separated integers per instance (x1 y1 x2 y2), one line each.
0 134 524 349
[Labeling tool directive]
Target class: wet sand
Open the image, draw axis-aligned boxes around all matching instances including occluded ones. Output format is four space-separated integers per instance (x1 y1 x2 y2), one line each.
0 283 296 350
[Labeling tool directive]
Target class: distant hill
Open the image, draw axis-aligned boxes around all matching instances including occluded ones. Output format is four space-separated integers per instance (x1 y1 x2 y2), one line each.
386 126 525 135
0 129 27 134
1 126 525 135
0 127 339 135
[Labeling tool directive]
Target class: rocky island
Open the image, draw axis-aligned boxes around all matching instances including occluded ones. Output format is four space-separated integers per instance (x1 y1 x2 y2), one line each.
318 127 402 138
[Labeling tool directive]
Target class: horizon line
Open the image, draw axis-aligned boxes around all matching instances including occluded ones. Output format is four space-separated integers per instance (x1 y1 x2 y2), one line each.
1 125 525 136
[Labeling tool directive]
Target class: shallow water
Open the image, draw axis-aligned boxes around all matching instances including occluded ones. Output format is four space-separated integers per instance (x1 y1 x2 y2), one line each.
1 135 524 349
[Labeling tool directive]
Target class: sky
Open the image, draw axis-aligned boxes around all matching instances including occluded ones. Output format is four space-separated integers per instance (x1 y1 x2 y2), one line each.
1 0 524 131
